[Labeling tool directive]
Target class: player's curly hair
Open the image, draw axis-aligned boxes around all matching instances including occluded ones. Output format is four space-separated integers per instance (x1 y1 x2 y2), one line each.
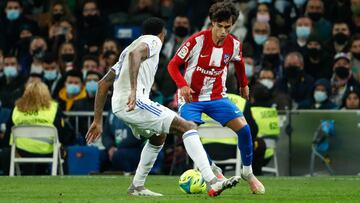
209 0 239 23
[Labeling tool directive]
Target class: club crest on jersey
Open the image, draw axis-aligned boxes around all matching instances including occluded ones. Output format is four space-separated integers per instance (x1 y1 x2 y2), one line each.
177 46 188 59
223 54 230 64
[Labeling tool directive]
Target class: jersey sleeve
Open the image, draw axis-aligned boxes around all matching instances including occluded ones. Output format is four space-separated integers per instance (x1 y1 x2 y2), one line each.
140 35 162 58
232 41 248 87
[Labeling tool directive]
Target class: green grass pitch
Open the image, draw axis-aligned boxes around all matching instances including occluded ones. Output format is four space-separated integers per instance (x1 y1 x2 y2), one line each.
1 176 359 202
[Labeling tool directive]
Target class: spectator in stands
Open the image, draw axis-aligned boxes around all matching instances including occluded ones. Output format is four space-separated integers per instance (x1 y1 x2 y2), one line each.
128 0 157 25
77 0 109 57
0 0 38 53
330 52 360 106
258 37 283 78
351 0 360 33
285 16 313 55
57 70 86 111
102 111 146 173
298 78 337 109
244 21 271 64
325 20 352 56
5 81 72 175
81 55 101 77
350 34 360 82
305 0 332 42
42 53 62 98
304 33 333 80
99 39 119 73
341 88 360 109
0 54 26 108
278 52 314 108
258 67 291 110
293 0 307 16
324 0 352 25
157 15 191 104
28 36 48 74
0 99 11 175
48 18 75 56
16 24 34 75
58 42 77 73
40 1 74 34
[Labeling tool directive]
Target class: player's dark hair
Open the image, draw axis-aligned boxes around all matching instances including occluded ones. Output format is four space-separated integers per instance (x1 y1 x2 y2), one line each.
142 17 165 36
209 0 238 24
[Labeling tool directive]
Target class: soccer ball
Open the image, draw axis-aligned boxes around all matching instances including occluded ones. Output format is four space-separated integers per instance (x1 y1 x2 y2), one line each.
178 169 206 194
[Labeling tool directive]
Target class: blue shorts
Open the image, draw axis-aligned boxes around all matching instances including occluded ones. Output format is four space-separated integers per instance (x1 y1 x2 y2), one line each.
179 98 243 126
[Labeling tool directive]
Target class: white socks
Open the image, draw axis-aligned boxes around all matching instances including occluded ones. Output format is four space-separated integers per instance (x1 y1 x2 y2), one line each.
183 129 216 182
132 142 163 187
242 165 253 177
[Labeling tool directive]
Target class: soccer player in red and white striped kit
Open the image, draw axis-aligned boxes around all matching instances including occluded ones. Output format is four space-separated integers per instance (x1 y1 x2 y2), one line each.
168 0 265 194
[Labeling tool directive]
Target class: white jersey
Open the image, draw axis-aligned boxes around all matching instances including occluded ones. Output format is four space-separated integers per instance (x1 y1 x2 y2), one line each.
111 35 162 113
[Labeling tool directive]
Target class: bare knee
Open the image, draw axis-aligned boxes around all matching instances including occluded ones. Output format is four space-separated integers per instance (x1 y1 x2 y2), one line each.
149 133 166 146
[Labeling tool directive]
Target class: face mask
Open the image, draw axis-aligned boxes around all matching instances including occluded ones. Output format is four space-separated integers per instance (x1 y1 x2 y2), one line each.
307 12 322 22
4 66 18 78
256 13 270 23
245 63 253 77
32 47 46 60
61 53 75 63
333 33 349 44
259 78 274 89
314 91 327 103
174 26 189 38
52 13 63 22
31 64 43 74
6 9 20 21
274 0 288 14
285 65 302 79
294 0 307 7
296 26 311 39
66 84 81 95
254 34 268 45
85 80 98 95
43 70 58 81
335 66 350 79
352 52 360 60
258 0 272 3
308 47 321 59
84 15 99 24
263 53 280 65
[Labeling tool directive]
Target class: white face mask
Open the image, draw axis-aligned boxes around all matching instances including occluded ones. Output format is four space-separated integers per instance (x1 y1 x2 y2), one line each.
259 79 274 89
314 91 328 103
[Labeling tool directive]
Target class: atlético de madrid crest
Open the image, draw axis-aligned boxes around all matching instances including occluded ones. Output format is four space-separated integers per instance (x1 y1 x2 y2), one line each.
223 54 230 64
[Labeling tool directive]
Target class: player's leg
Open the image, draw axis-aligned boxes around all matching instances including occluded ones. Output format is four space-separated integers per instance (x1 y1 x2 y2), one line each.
128 133 166 196
169 116 240 196
206 98 265 194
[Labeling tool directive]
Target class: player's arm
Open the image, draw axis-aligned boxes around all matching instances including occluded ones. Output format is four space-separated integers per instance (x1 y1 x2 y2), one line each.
233 43 249 100
168 39 195 102
127 42 149 111
86 69 115 143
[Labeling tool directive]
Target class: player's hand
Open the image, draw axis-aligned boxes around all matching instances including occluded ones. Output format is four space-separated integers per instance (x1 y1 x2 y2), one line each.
180 86 195 103
127 90 136 111
108 147 118 161
240 85 249 100
86 122 102 144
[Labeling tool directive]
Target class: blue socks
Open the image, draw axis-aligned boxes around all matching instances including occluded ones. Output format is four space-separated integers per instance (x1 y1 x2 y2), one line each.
236 125 253 166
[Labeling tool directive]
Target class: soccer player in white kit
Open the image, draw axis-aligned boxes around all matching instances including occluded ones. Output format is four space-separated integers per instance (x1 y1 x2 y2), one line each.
86 17 240 197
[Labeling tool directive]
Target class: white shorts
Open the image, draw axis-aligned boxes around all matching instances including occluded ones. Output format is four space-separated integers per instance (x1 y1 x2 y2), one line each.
114 98 177 139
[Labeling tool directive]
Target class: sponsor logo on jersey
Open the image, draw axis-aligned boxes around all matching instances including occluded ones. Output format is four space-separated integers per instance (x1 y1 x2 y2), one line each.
195 66 223 76
177 46 189 59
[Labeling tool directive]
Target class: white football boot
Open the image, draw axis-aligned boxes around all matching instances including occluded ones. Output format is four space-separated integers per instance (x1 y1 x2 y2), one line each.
207 176 241 197
241 173 265 194
127 184 163 196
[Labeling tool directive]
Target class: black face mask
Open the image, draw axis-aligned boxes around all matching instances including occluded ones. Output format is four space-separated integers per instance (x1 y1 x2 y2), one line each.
307 47 321 59
52 13 64 22
263 53 280 65
307 12 322 22
32 47 46 60
174 26 189 38
352 52 360 60
285 65 302 79
84 15 100 24
335 66 350 79
333 32 349 44
61 53 75 62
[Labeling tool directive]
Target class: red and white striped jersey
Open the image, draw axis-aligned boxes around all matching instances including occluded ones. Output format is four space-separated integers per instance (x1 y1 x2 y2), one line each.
168 29 247 102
